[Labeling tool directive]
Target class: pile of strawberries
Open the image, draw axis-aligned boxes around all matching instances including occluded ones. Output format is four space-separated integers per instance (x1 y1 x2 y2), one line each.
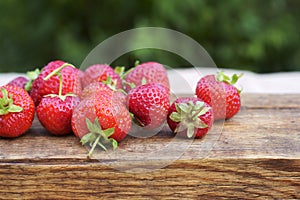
0 60 242 156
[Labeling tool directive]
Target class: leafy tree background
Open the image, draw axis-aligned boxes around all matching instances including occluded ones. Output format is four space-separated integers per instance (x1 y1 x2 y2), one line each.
0 0 299 73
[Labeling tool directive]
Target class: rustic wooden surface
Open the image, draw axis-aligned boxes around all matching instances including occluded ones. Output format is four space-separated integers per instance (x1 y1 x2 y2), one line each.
0 93 299 199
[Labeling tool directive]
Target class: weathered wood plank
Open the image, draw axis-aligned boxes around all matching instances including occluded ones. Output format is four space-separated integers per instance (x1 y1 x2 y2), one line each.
0 159 299 199
0 94 299 199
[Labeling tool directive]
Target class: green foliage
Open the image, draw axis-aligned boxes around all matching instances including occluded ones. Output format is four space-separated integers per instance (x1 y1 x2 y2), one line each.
0 0 299 73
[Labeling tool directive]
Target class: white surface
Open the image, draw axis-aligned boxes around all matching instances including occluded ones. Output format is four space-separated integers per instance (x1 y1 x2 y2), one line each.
168 67 300 94
0 68 299 94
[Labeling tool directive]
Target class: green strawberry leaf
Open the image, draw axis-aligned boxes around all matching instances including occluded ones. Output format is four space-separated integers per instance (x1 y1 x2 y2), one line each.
187 125 195 138
169 112 182 122
25 68 40 92
80 132 94 145
114 66 125 77
27 68 40 80
0 88 23 115
103 128 115 137
195 118 208 129
197 106 210 116
7 104 23 113
86 118 96 133
194 101 205 110
109 138 118 150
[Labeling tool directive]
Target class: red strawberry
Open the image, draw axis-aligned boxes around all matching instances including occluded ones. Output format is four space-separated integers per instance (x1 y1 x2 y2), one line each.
7 69 40 92
36 95 80 135
126 83 170 129
72 85 131 156
81 82 126 104
167 97 213 138
195 71 242 120
124 62 170 92
0 85 35 138
82 64 122 89
30 60 82 106
7 77 28 90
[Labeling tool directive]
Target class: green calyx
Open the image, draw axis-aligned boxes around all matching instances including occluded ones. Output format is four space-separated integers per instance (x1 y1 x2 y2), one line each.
0 88 23 115
25 68 40 92
43 62 77 101
80 118 118 157
102 75 127 95
102 76 117 91
169 101 210 138
115 66 136 90
216 71 243 93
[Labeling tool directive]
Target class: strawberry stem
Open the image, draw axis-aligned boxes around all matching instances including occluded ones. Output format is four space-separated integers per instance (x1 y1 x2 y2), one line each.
43 62 77 101
58 73 63 96
44 63 75 81
80 118 118 157
88 135 102 157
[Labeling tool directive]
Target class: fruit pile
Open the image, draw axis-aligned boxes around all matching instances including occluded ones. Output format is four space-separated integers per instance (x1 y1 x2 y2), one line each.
0 60 242 156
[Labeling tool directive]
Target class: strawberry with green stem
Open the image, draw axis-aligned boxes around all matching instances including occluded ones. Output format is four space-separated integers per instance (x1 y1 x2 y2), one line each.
116 61 170 93
82 64 122 89
195 71 243 120
0 85 35 138
36 63 80 135
72 83 131 157
81 118 118 156
7 69 40 92
30 60 82 106
167 97 213 138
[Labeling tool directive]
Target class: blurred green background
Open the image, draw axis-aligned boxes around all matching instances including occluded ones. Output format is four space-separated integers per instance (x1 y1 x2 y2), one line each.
0 0 299 73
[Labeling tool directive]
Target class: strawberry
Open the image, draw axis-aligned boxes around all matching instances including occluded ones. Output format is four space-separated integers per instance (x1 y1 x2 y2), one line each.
7 77 28 90
126 83 170 129
37 95 80 135
30 60 82 106
72 84 131 156
0 85 35 138
123 62 170 92
195 71 242 120
7 69 40 92
81 64 122 89
81 82 126 104
167 97 213 138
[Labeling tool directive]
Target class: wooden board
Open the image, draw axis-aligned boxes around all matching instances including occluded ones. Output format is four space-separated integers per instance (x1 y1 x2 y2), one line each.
0 94 299 199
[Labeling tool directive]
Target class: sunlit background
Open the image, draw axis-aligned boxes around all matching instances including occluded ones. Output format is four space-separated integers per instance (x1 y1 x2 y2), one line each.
0 0 299 73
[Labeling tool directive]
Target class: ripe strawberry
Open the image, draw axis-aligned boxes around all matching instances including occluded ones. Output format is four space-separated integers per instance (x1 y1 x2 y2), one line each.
7 69 40 92
126 83 170 129
167 97 213 138
30 60 82 106
81 82 126 104
72 85 131 156
82 64 122 89
195 71 242 120
36 95 80 135
124 62 170 92
0 85 35 138
7 77 28 90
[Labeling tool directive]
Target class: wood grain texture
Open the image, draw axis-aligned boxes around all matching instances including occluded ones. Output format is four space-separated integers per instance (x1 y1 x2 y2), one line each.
0 94 299 199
